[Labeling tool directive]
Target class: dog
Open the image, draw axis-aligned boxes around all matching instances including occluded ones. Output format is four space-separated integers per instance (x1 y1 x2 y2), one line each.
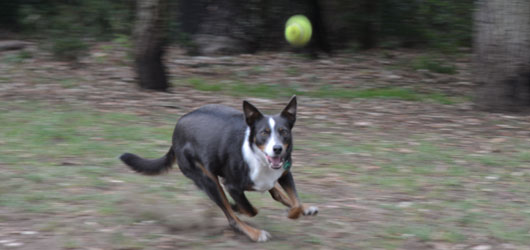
120 96 318 242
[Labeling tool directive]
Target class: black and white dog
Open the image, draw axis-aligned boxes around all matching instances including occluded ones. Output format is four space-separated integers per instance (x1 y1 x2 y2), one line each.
120 96 317 242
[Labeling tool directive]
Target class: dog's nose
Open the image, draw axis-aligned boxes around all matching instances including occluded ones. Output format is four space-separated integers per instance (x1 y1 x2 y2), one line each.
273 145 283 155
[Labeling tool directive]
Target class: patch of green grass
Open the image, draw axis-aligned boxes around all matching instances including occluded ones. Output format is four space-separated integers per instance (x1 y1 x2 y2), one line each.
236 66 267 78
2 52 29 64
39 221 63 232
110 232 145 250
411 55 457 74
359 175 422 193
178 77 460 104
99 203 119 216
227 81 300 98
303 235 323 245
309 86 420 100
100 44 113 52
187 78 223 91
382 224 434 241
180 78 301 98
518 151 530 162
425 92 462 104
24 174 45 183
309 86 458 104
112 34 132 49
0 101 177 215
250 66 265 75
285 66 300 76
63 239 80 249
0 76 10 83
439 230 467 243
0 102 173 165
487 222 530 244
456 212 482 227
50 36 89 61
18 50 33 59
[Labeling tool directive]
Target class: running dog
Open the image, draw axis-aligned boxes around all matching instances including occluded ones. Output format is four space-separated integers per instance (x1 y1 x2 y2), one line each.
120 96 318 242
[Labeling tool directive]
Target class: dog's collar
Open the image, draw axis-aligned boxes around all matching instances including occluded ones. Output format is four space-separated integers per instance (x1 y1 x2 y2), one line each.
283 160 291 170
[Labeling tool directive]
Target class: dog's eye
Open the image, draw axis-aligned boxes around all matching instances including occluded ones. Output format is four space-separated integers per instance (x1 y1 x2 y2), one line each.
278 128 289 136
260 129 270 136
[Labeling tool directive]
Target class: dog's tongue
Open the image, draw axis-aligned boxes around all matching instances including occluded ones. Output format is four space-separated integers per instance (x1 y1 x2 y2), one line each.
267 156 282 168
271 157 282 165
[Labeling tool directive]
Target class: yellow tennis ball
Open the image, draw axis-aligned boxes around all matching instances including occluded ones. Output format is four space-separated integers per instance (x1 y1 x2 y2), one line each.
285 15 312 47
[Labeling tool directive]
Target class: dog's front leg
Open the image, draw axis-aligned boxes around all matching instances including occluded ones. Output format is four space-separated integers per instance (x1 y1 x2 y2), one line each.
277 171 319 219
269 184 292 207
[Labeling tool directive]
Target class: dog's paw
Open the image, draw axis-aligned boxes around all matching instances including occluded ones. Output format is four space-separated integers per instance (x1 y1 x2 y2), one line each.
302 205 318 216
287 206 302 219
288 204 318 219
238 222 271 242
256 230 271 242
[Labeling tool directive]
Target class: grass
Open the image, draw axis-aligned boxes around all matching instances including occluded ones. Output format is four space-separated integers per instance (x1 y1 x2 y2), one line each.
0 102 178 214
298 132 530 247
1 51 32 64
1 101 530 248
411 55 458 74
59 78 80 88
307 85 457 104
187 78 223 91
285 66 300 76
180 77 461 104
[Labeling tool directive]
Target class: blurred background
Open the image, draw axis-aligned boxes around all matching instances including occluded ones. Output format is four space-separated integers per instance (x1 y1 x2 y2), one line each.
0 0 529 249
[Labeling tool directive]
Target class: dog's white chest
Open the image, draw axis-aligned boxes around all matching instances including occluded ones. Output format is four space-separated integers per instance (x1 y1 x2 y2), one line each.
248 163 283 192
242 128 284 192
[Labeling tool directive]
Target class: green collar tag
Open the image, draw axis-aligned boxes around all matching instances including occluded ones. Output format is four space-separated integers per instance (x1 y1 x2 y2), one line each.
283 160 291 170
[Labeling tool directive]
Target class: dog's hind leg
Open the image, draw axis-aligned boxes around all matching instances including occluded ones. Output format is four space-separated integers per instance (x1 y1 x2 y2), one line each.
226 187 258 217
181 155 269 242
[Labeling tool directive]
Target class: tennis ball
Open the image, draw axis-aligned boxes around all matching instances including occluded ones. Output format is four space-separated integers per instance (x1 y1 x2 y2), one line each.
285 15 312 47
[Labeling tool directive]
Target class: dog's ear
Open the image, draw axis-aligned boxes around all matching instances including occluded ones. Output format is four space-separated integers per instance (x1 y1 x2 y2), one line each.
281 95 297 128
243 100 264 126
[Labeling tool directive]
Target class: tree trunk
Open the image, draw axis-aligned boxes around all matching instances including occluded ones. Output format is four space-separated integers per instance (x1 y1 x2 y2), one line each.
359 0 378 49
133 0 169 91
474 0 530 112
307 0 332 56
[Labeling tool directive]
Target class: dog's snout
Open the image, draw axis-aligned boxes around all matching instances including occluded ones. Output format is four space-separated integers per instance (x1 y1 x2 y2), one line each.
273 145 283 155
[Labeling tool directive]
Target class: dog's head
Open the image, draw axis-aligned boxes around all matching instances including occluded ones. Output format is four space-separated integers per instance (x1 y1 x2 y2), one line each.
243 96 297 170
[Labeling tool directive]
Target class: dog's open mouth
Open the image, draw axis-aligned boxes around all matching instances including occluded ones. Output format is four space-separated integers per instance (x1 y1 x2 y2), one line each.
266 155 283 169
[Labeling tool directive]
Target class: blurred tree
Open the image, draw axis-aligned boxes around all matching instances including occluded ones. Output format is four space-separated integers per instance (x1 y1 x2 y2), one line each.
307 0 332 56
358 0 378 49
0 1 20 32
175 0 473 54
176 0 331 55
2 0 474 54
474 0 530 111
133 0 169 91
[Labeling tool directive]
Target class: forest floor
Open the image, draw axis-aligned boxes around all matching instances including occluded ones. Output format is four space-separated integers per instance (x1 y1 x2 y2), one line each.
1 43 530 250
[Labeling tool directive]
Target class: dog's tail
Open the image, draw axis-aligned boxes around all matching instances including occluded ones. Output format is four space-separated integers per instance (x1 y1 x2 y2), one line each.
120 148 175 175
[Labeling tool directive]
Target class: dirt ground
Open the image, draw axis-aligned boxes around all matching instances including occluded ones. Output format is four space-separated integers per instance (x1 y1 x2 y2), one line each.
1 44 529 250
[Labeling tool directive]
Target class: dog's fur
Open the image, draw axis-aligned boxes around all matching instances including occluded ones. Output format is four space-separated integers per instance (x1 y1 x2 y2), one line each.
120 96 317 242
